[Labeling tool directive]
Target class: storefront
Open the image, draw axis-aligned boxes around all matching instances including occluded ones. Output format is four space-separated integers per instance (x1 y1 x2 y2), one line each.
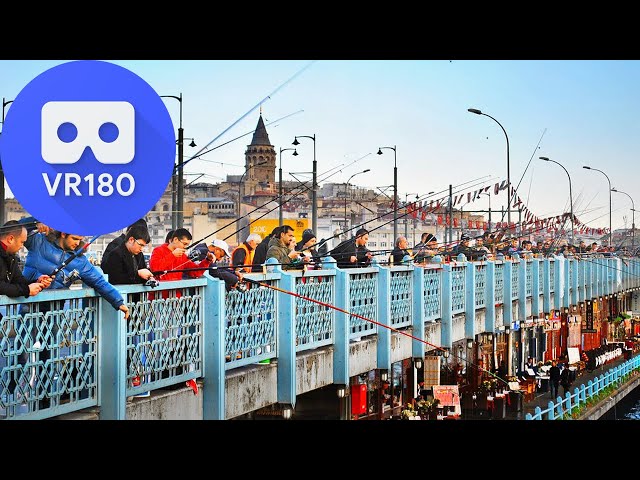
349 358 414 420
542 310 562 361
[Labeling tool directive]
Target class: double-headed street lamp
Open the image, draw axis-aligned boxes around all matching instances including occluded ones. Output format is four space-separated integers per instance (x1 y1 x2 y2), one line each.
611 188 635 250
377 146 398 241
468 108 512 226
583 165 613 247
344 169 370 232
292 134 317 231
404 193 419 239
540 156 574 245
1 97 14 226
279 147 298 224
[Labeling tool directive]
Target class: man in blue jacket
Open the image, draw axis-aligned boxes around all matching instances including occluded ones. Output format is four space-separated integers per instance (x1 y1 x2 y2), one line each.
22 224 130 319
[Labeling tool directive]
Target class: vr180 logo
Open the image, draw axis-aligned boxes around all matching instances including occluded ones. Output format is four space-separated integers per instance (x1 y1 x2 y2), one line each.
41 101 136 197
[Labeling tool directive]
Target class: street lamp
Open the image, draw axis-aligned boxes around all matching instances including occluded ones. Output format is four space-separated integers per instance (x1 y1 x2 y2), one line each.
540 157 574 245
377 146 398 241
344 169 370 233
292 134 317 231
1 97 14 226
161 93 184 230
612 188 635 250
237 161 268 245
468 108 511 227
278 147 298 224
404 193 419 239
583 166 613 247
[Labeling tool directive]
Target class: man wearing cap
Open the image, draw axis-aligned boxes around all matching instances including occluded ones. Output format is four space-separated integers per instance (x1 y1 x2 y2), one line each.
208 239 243 291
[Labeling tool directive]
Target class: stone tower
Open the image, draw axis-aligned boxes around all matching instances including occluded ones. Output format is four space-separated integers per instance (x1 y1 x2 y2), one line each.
243 115 275 196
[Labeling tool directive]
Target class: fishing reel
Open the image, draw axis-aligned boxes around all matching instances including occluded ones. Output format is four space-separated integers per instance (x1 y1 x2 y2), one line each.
235 281 248 293
61 269 81 287
145 278 160 288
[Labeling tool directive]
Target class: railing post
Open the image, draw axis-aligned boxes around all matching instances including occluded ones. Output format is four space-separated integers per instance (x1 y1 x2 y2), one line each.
547 401 555 420
543 258 551 314
586 257 593 301
580 384 586 403
485 260 496 333
99 298 127 420
571 259 578 306
532 258 540 317
503 259 513 328
563 256 570 309
554 256 563 311
277 269 297 408
587 379 593 398
203 274 226 419
412 265 425 360
441 263 453 350
329 262 350 385
377 264 391 372
518 256 526 322
465 261 476 339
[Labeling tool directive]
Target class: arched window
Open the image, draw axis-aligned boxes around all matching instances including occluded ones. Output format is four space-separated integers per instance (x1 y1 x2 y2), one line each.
163 204 169 212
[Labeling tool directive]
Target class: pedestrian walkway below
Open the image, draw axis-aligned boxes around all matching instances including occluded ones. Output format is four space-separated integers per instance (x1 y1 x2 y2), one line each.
460 353 635 420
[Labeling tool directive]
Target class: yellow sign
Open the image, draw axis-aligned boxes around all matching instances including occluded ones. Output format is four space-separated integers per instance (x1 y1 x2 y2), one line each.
249 218 309 242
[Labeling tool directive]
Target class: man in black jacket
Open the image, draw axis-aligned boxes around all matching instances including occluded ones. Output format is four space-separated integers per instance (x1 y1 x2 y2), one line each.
101 224 154 286
100 218 148 269
0 221 51 298
331 228 372 268
252 227 280 272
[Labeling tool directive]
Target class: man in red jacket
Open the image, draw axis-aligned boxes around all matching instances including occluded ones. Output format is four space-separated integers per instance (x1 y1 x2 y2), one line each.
149 228 213 286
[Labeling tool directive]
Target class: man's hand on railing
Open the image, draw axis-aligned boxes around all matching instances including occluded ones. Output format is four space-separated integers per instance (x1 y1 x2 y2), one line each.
119 304 130 320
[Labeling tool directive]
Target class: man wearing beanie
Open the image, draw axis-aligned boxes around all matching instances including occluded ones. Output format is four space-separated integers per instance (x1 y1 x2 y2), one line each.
296 229 320 268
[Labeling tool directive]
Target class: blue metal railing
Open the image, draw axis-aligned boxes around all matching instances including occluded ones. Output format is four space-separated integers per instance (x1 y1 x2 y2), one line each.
2 255 638 420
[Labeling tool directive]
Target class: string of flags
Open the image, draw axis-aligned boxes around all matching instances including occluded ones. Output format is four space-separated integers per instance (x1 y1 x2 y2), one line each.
400 180 609 235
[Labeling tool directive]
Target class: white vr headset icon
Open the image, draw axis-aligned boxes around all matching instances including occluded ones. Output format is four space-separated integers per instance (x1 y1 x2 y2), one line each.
41 101 135 165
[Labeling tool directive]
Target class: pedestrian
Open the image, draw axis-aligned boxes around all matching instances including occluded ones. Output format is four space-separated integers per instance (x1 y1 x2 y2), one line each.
549 360 561 399
560 365 573 396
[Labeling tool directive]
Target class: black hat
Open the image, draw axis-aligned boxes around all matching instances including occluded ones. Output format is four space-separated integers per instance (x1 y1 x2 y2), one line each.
423 233 437 243
460 234 470 241
302 230 316 246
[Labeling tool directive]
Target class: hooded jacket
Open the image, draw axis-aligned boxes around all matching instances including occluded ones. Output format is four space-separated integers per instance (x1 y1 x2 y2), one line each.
22 230 125 310
0 243 30 298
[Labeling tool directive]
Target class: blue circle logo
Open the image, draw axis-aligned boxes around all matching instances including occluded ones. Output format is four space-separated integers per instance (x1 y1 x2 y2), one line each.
1 60 175 235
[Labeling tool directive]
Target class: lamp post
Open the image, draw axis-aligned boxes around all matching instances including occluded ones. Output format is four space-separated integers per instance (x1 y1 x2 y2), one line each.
278 147 298 225
237 161 268 245
540 157 574 245
377 146 398 241
611 188 635 250
468 108 511 227
404 193 419 239
480 191 492 229
292 134 317 231
583 166 613 247
1 97 14 226
344 169 370 233
161 93 184 230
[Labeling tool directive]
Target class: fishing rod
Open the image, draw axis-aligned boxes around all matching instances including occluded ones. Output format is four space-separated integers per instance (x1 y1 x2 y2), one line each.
177 62 315 174
49 235 101 278
175 109 304 168
241 276 511 386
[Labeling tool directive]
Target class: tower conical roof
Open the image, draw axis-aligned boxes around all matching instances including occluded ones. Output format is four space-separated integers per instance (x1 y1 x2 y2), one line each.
250 115 271 146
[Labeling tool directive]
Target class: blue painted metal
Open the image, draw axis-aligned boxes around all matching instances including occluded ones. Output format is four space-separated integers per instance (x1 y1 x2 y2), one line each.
348 268 378 339
290 269 336 352
494 262 504 304
203 275 225 420
554 257 562 311
518 258 526 321
100 296 126 420
586 258 593 300
423 267 441 321
543 258 551 315
484 260 496 333
328 261 349 385
412 266 425 360
465 262 476 339
511 256 519 301
563 256 570 309
525 259 533 297
503 260 513 327
440 264 453 349
377 265 391 372
451 265 466 314
277 269 296 407
549 258 555 294
388 266 413 329
531 258 540 317
571 259 578 306
474 264 486 309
